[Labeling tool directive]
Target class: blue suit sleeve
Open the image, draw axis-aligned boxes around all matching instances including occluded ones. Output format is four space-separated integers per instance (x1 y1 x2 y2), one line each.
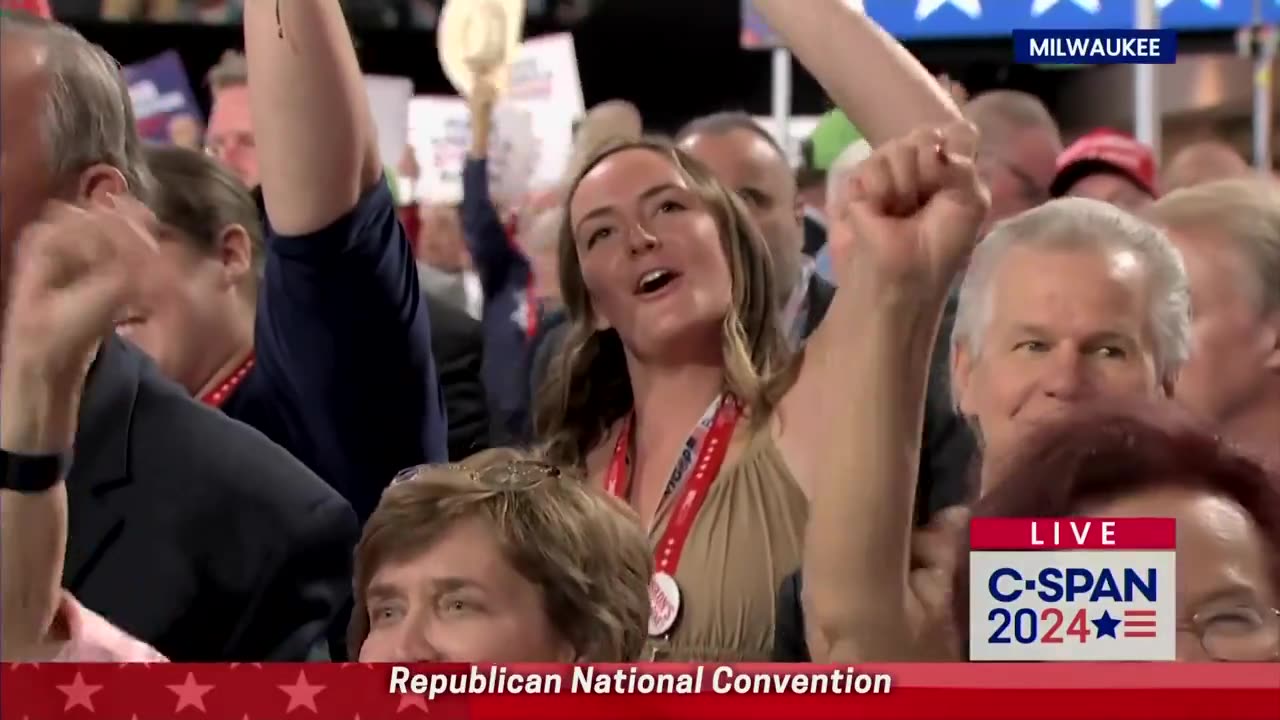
460 157 529 298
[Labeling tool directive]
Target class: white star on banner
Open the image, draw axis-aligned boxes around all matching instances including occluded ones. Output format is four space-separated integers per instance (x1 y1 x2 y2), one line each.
1156 0 1222 7
168 672 215 713
56 673 102 712
397 693 430 714
915 0 982 20
279 671 326 713
1031 0 1102 16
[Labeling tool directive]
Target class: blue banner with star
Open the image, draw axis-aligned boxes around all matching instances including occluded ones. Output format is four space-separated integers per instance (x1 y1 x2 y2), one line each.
864 0 1261 41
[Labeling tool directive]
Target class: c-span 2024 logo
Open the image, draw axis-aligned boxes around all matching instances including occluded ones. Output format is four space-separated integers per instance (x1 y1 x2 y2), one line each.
969 518 1176 661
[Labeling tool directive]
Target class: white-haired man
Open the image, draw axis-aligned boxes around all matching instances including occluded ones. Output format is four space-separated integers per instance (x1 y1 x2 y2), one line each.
792 194 1192 664
951 197 1192 490
1147 179 1280 467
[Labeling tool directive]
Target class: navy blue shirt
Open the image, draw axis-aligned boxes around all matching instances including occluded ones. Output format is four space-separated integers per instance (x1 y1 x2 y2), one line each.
223 179 448 522
461 158 533 445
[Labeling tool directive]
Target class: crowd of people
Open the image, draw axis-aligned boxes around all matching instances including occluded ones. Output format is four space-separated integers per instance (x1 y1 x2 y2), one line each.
1 0 1278 666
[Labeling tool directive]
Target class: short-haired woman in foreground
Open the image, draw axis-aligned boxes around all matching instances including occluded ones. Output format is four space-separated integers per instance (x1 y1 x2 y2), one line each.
351 449 652 662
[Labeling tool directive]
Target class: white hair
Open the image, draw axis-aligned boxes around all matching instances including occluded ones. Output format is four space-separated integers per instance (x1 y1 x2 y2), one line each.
0 14 153 201
952 197 1191 389
824 139 872 217
1147 178 1280 314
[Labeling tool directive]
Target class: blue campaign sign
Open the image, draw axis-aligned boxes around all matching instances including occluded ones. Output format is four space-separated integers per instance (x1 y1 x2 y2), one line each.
123 50 203 146
863 0 1260 41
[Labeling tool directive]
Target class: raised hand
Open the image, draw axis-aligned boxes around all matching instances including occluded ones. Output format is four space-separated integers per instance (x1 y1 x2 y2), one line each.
906 506 970 660
2 197 159 387
831 122 989 294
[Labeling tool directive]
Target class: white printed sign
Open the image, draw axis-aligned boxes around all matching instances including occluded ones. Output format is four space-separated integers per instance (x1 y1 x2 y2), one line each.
407 33 584 206
407 96 536 206
365 74 415 176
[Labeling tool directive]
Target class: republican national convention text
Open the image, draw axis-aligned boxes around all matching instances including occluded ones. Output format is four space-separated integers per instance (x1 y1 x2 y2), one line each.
388 665 893 701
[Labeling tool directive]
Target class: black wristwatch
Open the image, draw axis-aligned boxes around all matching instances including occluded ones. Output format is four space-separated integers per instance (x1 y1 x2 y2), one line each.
0 449 70 493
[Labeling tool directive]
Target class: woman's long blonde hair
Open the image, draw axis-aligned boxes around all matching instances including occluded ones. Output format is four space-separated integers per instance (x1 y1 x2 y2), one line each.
535 138 800 468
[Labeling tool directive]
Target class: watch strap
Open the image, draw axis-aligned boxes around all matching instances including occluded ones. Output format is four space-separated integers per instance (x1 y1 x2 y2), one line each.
0 449 70 493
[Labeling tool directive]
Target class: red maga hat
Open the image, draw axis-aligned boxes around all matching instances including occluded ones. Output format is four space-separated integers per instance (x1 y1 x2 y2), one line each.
0 0 52 18
1050 128 1158 199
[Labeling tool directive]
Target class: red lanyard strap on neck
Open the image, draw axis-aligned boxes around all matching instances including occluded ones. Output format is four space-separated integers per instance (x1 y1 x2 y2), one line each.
604 394 741 575
201 352 256 408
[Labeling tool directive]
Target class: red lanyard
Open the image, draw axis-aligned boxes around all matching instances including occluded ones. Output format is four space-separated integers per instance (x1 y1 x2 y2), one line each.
525 284 539 340
200 352 256 408
604 394 741 575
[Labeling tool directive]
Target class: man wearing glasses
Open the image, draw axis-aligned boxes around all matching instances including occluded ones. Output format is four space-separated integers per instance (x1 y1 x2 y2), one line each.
1180 606 1280 661
204 50 258 189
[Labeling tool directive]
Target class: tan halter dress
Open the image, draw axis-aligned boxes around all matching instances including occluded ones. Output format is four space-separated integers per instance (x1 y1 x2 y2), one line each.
624 421 809 662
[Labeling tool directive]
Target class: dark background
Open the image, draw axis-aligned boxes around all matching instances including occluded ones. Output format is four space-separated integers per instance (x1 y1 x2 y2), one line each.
64 0 1238 133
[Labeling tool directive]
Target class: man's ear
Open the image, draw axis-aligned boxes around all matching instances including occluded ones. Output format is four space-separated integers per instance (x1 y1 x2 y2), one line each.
556 638 578 663
1262 309 1280 372
76 164 129 207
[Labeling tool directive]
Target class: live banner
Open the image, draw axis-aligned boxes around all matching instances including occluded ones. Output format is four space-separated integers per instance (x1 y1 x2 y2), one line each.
3 663 1277 719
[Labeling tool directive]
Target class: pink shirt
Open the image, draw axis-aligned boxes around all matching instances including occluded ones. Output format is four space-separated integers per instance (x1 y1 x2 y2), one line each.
51 593 167 663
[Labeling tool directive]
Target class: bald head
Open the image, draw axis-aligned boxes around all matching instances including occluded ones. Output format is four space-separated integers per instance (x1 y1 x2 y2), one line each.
580 100 642 138
963 90 1063 231
1161 141 1251 194
676 113 804 287
964 90 1061 152
566 100 643 179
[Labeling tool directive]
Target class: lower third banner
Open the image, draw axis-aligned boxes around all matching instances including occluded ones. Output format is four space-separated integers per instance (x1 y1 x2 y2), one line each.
2 662 1277 719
